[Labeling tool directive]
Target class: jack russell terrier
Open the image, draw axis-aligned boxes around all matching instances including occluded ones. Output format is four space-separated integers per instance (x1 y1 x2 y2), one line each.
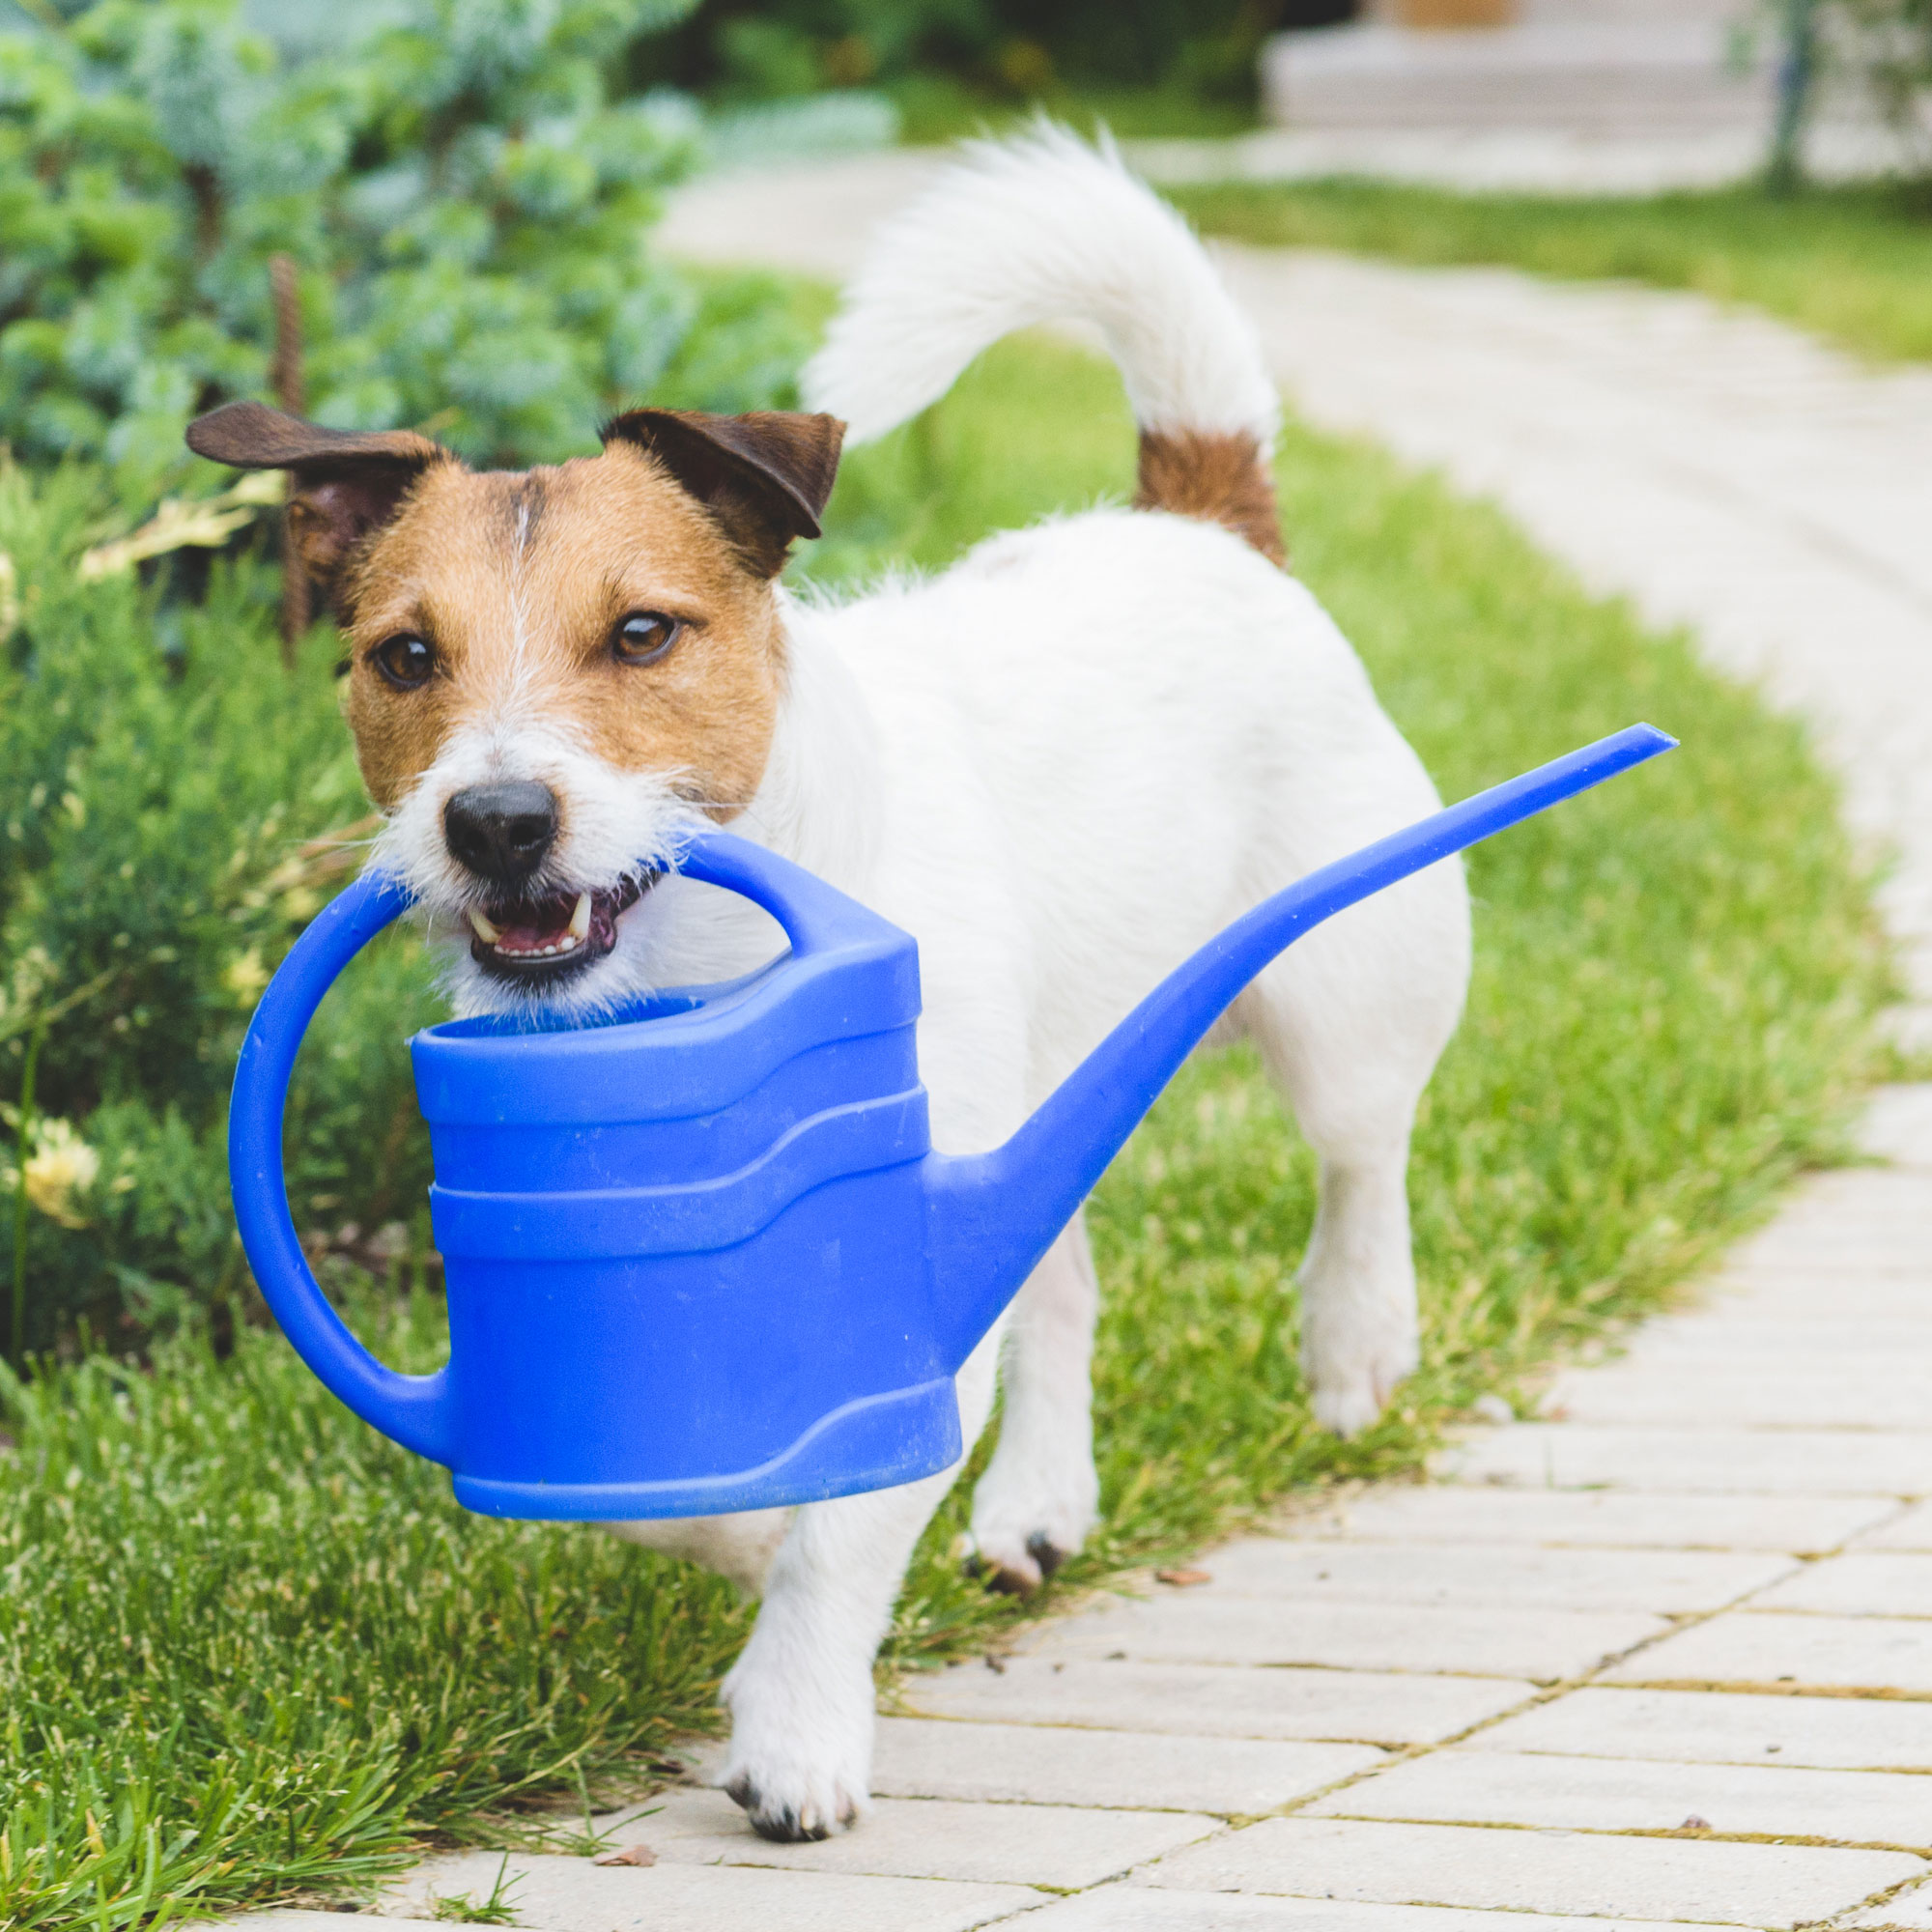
188 128 1470 1842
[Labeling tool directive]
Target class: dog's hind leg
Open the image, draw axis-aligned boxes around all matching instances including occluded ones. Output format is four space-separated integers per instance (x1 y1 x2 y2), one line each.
717 1330 1002 1841
1237 869 1468 1437
966 1212 1103 1593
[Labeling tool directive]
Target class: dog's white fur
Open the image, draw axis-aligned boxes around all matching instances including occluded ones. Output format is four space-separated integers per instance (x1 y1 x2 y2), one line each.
378 130 1471 1837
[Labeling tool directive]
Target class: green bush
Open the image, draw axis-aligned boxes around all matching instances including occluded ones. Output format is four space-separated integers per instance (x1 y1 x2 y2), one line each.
0 459 442 1352
0 2 834 1353
655 0 1344 106
0 0 810 507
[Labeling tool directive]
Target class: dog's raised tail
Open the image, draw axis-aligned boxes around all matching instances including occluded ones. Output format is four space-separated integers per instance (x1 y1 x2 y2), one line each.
802 128 1285 565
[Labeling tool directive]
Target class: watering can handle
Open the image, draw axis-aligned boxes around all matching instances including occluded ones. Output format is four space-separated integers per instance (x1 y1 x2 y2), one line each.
228 871 454 1464
227 830 862 1464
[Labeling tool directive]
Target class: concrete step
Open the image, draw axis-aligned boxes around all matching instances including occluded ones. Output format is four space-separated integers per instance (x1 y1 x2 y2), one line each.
1264 21 1772 134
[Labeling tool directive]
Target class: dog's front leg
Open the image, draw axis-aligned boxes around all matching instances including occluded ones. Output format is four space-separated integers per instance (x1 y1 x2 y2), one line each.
719 1333 1000 1842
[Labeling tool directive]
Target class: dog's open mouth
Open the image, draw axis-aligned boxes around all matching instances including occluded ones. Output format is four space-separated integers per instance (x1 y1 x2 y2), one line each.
466 878 649 982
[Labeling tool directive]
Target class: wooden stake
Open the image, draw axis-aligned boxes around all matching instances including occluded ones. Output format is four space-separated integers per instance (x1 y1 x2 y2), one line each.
270 253 310 666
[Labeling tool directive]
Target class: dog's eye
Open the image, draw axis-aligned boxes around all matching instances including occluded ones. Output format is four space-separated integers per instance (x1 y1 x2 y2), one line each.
611 611 681 666
371 634 436 690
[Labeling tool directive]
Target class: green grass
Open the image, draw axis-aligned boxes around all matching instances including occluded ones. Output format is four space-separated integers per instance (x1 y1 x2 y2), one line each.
1171 177 1932 365
0 331 1889 1927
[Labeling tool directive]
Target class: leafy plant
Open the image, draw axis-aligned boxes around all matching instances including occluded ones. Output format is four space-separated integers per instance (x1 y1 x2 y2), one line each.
655 0 1319 107
0 0 810 509
0 456 443 1350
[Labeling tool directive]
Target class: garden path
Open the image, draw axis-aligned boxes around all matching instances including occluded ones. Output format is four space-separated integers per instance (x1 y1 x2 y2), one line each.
221 159 1932 1928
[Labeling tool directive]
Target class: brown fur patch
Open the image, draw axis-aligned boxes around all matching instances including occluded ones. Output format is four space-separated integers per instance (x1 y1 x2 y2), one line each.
343 441 782 824
602 409 844 578
1134 429 1285 567
186 400 451 608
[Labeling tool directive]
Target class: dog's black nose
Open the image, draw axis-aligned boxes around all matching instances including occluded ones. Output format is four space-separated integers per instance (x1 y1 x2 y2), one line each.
444 781 558 885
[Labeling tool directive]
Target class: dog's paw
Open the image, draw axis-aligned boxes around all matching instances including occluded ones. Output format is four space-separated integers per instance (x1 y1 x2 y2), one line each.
1305 1336 1417 1438
718 1655 872 1842
962 1527 1073 1595
967 1459 1099 1593
723 1762 862 1842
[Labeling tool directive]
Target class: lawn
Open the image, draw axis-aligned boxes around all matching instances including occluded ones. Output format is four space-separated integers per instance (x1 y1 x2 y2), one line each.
1171 177 1932 365
0 329 1889 1928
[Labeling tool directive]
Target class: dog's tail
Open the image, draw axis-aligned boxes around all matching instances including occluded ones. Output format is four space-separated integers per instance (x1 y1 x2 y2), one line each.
802 126 1285 564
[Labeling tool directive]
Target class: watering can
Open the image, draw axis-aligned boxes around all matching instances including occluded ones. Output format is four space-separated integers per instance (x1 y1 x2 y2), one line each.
230 724 1673 1521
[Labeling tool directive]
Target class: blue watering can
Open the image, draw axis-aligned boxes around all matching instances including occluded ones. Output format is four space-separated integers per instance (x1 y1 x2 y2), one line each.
230 724 1674 1521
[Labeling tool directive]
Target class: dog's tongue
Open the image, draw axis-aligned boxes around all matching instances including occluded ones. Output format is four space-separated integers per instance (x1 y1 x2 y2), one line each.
493 894 576 955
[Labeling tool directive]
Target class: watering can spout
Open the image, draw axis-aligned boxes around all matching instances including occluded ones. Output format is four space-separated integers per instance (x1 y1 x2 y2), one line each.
923 723 1677 1373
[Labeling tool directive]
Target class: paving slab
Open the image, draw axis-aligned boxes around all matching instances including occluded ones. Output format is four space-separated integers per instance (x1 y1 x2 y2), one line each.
1200 1537 1790 1613
1748 1169 1932 1219
1443 1425 1932 1495
901 1656 1536 1747
1020 1590 1662 1682
1709 1235 1932 1271
389 1851 1039 1930
870 1717 1380 1815
1134 1815 1923 1926
1862 1088 1932 1172
189 1920 431 1931
1539 1367 1932 1431
1844 1874 1932 1925
1468 1685 1932 1772
1860 1504 1932 1551
1018 1891 1733 1930
1687 1277 1932 1317
1604 1611 1932 1694
1299 1486 1890 1552
1305 1747 1932 1848
1753 1551 1932 1617
1606 1319 1932 1366
579 1785 1219 1890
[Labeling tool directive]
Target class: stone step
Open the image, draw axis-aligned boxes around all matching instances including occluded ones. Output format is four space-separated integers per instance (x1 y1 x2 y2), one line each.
1263 21 1774 134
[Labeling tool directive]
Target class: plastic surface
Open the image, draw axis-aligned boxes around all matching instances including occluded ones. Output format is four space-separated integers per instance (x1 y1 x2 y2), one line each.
230 723 1675 1519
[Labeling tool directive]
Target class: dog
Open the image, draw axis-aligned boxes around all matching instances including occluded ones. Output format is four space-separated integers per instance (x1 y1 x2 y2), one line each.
187 129 1470 1842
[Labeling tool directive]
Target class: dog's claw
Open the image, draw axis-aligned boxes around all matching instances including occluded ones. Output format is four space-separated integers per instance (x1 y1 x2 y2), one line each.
1027 1530 1067 1579
968 1528 1069 1595
724 1770 848 1842
723 1770 850 1839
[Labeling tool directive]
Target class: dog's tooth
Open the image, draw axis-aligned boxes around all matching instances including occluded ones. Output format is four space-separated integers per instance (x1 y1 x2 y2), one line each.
469 907 501 944
569 892 591 940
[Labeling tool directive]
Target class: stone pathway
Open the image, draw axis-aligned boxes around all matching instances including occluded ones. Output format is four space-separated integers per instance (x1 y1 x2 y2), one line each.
226 166 1932 1927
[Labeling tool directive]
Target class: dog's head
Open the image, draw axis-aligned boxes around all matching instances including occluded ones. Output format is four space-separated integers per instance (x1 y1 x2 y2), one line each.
186 401 843 1013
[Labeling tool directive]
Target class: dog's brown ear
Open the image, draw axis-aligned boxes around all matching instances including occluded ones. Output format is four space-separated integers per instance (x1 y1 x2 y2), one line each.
185 400 447 604
602 409 844 578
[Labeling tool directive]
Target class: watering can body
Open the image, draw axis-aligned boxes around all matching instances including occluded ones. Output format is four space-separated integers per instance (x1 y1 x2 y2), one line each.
229 724 1675 1521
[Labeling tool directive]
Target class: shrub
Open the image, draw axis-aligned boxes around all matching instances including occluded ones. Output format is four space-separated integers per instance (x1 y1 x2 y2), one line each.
0 457 441 1353
655 0 1350 107
0 0 810 509
0 2 831 1354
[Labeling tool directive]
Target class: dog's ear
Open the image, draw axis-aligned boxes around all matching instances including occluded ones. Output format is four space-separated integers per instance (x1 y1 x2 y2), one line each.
185 401 447 609
602 408 844 578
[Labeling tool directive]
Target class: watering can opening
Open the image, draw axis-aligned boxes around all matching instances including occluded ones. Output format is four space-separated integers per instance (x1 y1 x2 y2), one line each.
424 955 789 1044
230 724 1677 1522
